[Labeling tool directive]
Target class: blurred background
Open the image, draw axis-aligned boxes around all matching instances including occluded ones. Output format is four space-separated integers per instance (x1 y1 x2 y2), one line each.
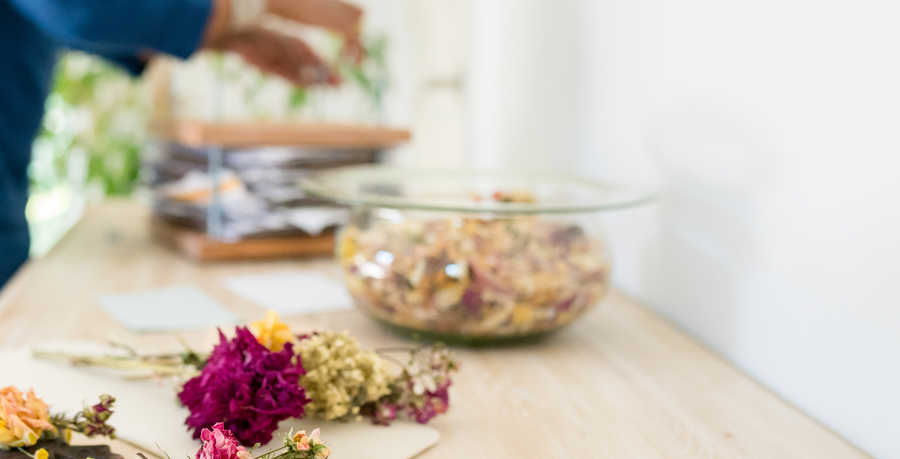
25 0 900 457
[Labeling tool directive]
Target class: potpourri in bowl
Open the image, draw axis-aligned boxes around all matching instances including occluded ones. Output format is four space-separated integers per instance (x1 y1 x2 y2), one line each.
301 167 654 344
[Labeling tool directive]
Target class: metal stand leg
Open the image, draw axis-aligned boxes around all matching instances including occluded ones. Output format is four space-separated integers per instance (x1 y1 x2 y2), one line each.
207 146 224 240
208 61 225 240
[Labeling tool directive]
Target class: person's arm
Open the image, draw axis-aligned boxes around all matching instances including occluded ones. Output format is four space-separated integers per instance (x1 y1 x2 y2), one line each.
6 0 214 60
64 46 149 76
8 0 363 86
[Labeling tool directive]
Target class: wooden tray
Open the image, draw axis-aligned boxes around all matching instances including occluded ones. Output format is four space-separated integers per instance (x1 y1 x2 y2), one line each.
151 217 335 261
151 119 411 148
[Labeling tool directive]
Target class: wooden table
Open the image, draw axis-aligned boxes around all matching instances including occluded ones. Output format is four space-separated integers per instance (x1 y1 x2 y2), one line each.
0 200 870 458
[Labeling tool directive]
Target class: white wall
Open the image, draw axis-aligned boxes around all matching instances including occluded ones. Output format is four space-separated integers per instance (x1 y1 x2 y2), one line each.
360 0 470 168
467 1 586 173
466 0 900 457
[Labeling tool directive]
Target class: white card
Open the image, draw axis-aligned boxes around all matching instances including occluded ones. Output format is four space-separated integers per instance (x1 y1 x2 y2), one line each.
0 346 440 459
223 271 354 316
97 285 240 333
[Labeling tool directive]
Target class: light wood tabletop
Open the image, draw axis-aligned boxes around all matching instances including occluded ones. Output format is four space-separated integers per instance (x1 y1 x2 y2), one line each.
0 199 870 458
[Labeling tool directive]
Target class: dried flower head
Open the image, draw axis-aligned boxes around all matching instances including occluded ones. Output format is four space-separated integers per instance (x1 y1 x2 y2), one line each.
366 344 458 425
79 395 117 438
179 327 309 446
249 311 297 352
292 430 312 450
196 423 252 459
0 387 56 448
46 394 118 442
297 331 392 422
286 428 329 459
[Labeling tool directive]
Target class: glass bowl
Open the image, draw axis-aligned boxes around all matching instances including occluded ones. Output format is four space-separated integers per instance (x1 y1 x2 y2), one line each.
300 166 654 345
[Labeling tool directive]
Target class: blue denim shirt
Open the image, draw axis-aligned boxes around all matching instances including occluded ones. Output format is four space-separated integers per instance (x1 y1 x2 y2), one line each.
0 0 211 286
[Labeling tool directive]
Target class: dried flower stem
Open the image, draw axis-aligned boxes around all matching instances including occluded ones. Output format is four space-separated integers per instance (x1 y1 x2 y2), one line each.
32 351 200 379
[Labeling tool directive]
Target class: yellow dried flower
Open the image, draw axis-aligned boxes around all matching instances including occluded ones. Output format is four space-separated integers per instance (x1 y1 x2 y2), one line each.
0 387 56 448
249 311 296 352
298 331 392 421
34 448 49 459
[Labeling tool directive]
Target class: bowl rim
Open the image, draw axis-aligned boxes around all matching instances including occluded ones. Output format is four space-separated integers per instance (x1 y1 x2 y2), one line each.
299 165 658 214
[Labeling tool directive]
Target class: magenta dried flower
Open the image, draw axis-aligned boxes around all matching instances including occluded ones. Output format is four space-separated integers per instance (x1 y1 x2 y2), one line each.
49 393 118 440
196 423 252 459
364 401 397 426
178 327 309 446
364 344 457 426
407 382 450 424
80 394 117 438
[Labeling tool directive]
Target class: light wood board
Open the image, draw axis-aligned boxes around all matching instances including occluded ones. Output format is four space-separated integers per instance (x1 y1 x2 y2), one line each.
150 120 410 148
151 218 336 261
0 199 872 458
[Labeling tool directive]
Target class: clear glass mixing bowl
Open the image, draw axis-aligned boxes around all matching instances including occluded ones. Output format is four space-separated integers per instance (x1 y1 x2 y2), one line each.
301 166 654 345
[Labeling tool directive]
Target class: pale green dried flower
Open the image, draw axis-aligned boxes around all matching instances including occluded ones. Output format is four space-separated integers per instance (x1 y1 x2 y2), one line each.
298 331 392 421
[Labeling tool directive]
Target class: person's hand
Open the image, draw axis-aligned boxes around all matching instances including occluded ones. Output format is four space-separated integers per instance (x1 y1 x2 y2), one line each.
203 0 363 87
267 0 364 63
267 0 362 40
215 28 342 86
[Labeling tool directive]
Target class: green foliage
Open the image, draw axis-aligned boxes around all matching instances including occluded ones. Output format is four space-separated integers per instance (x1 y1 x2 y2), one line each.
344 34 390 115
30 51 149 197
29 34 391 200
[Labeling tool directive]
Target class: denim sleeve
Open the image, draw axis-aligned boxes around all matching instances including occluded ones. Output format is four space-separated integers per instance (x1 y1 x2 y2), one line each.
67 41 148 75
7 0 212 60
104 56 146 76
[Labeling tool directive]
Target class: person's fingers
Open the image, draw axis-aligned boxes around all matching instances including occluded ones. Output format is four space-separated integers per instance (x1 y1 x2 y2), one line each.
268 0 362 40
339 36 364 64
279 33 342 86
224 29 340 87
290 37 341 86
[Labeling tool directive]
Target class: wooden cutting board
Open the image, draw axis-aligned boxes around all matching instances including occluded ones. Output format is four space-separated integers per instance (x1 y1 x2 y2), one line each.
0 345 439 459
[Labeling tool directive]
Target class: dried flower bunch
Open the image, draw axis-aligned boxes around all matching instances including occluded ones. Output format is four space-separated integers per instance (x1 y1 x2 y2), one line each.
1 386 117 459
176 312 458 446
31 311 460 448
0 387 331 459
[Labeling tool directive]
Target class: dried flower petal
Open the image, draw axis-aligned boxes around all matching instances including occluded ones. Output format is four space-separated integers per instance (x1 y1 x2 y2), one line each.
340 211 610 336
179 328 309 446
